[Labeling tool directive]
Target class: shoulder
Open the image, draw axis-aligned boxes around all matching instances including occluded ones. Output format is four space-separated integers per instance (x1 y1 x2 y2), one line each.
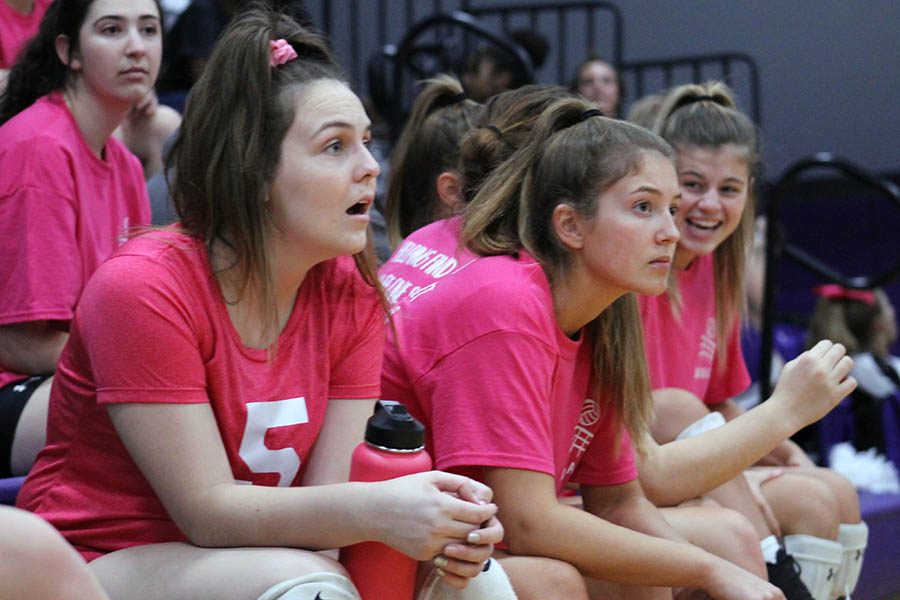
308 255 380 308
87 230 206 299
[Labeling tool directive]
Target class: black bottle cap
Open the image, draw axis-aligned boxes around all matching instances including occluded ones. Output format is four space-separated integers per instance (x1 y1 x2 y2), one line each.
364 400 425 451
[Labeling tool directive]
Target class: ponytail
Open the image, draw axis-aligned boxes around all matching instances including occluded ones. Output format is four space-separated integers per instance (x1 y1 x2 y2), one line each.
385 75 483 247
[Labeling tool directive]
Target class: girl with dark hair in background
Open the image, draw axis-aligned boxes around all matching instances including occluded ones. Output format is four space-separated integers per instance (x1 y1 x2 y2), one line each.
0 0 158 477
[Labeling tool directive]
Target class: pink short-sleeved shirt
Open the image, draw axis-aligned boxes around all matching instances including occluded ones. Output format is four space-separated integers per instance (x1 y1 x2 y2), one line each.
17 231 384 559
0 0 51 68
0 93 150 389
380 218 636 495
639 253 750 404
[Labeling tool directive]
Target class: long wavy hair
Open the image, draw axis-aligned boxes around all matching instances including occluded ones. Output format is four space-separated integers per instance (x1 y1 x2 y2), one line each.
462 97 676 454
0 0 163 124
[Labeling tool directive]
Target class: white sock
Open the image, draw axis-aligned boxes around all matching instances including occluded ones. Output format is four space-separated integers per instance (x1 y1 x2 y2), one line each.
417 558 518 600
761 534 781 564
783 534 843 600
831 522 868 599
257 572 361 600
676 412 727 440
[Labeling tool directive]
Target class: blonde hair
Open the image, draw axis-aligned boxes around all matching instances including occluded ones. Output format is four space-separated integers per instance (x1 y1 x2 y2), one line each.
807 289 890 354
462 97 675 454
654 81 758 365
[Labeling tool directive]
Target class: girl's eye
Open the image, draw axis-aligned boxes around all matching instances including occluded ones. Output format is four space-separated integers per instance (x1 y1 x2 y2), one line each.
101 24 120 35
142 25 159 36
325 141 343 155
669 204 679 216
681 181 702 191
721 186 741 195
634 200 651 213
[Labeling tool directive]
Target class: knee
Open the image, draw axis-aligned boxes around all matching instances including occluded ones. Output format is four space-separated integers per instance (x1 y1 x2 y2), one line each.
252 548 348 589
818 468 861 523
502 556 588 600
783 477 841 539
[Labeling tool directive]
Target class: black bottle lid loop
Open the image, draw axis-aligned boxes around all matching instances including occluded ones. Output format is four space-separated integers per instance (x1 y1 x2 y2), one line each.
364 400 426 451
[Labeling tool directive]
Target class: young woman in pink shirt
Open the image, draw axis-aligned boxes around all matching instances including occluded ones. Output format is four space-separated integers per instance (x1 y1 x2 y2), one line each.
641 82 866 600
0 0 159 477
18 5 502 600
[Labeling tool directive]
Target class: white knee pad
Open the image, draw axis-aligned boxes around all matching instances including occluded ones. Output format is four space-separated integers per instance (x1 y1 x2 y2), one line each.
676 411 727 440
831 522 868 599
783 534 843 600
417 558 518 600
257 572 361 600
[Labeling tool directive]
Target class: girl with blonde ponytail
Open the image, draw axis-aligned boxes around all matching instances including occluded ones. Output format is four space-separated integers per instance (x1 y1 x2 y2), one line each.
380 95 794 599
640 81 865 600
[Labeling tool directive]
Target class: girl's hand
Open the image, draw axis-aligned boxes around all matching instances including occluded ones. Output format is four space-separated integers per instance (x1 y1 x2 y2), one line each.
770 340 856 430
703 557 785 600
432 515 504 589
370 471 499 562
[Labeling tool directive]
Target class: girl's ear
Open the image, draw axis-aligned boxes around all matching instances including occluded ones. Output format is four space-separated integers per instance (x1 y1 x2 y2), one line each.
55 34 81 71
436 171 465 213
552 203 585 251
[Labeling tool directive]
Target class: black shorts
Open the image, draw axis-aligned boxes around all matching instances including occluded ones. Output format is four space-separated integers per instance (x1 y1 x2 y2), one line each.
0 375 49 477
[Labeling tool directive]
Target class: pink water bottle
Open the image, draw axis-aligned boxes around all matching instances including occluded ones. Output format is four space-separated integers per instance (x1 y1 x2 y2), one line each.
339 400 433 600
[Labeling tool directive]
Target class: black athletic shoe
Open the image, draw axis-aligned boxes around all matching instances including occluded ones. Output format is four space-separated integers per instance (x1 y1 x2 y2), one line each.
767 548 815 600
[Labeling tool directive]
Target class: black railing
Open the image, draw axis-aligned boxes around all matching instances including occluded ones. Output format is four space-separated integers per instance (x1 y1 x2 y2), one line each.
760 153 900 399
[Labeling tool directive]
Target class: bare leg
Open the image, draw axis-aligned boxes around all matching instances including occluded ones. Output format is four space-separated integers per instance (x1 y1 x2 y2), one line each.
761 473 841 539
585 578 672 600
0 506 110 600
10 376 52 476
663 505 768 579
498 555 589 600
90 542 350 600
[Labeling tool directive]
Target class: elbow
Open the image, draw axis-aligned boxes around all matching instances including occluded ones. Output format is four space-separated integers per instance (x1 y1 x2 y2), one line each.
501 513 547 557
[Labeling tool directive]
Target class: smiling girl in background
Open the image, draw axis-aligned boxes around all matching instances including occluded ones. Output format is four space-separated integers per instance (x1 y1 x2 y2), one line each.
641 82 866 600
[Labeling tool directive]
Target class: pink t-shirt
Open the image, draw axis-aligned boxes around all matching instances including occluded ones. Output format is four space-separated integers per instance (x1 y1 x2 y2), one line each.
17 231 384 560
0 93 150 389
0 0 51 68
380 218 636 495
639 253 750 405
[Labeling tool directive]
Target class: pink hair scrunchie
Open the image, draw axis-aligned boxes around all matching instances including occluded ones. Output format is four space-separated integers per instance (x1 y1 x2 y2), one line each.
269 39 298 67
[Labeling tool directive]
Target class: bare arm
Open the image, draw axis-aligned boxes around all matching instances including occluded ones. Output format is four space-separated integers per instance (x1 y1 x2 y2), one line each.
0 321 68 374
107 402 499 560
301 398 370 487
482 467 778 598
639 340 855 505
711 399 815 468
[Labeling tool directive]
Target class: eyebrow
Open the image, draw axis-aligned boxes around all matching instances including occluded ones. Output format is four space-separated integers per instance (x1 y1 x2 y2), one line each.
679 170 745 184
93 14 161 25
631 185 662 196
313 120 372 136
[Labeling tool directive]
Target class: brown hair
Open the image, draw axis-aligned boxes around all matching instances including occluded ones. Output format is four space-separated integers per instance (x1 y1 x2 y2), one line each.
459 84 571 203
169 3 385 342
385 75 483 247
462 97 676 453
654 81 759 364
